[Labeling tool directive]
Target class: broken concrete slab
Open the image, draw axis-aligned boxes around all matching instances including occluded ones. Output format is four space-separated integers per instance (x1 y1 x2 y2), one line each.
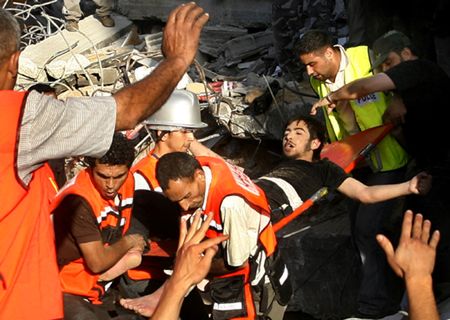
199 25 248 58
223 30 273 65
18 13 133 84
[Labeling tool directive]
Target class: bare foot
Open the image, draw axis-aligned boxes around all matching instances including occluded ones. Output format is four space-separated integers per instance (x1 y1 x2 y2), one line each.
99 251 142 281
120 291 160 317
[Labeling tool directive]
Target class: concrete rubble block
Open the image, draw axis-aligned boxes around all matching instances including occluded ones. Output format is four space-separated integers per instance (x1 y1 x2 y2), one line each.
74 67 120 86
199 25 248 58
223 30 273 65
18 13 133 85
144 32 163 52
18 56 47 84
83 47 134 68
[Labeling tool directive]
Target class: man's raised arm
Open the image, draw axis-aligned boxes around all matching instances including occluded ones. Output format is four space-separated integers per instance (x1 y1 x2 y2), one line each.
114 3 209 130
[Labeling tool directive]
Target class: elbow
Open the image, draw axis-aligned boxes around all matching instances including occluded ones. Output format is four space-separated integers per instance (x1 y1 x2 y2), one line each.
115 111 140 131
86 261 106 274
114 95 141 131
357 192 374 204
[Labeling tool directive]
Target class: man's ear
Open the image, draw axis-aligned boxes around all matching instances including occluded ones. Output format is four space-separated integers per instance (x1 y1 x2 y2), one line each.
324 47 334 60
194 168 205 182
158 130 168 141
400 47 413 61
8 50 20 79
310 138 321 151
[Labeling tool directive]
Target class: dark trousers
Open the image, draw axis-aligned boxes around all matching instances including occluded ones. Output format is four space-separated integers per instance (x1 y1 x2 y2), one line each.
352 168 406 317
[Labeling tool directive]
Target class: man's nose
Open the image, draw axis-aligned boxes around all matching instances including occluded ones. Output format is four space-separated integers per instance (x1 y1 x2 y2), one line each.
306 65 314 76
106 178 114 189
179 200 190 211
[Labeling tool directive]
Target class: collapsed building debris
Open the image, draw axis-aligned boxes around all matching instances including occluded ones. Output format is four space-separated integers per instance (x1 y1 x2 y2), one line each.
10 0 324 179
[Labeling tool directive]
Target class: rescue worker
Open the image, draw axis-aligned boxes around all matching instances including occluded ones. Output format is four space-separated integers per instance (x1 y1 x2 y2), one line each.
51 133 145 319
311 30 450 308
294 29 410 318
155 152 291 320
0 4 207 319
121 89 209 319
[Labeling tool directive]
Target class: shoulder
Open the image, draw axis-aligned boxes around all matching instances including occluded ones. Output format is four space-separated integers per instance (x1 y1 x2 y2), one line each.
53 194 95 225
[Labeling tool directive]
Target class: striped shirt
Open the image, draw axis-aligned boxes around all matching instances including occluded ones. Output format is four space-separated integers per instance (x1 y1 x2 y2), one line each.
18 91 116 184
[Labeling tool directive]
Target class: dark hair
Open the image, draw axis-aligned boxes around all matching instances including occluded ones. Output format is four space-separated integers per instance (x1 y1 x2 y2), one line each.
293 29 333 56
0 9 21 64
85 133 135 168
156 152 202 191
28 83 56 94
286 115 327 160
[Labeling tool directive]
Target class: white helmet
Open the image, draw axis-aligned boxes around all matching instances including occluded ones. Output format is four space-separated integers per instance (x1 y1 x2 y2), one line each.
144 89 207 131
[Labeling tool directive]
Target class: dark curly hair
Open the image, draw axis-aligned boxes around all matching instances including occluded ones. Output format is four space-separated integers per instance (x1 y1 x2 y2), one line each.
85 132 135 168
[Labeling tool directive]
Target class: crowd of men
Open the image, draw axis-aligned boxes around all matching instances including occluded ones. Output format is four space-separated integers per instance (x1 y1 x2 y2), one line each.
0 2 449 320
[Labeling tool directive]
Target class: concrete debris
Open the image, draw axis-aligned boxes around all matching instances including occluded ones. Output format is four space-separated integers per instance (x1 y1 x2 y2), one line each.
18 14 133 85
116 0 272 28
144 32 163 52
199 25 248 58
223 30 273 65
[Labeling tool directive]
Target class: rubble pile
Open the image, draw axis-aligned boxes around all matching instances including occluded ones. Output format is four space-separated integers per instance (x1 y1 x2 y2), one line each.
9 0 339 176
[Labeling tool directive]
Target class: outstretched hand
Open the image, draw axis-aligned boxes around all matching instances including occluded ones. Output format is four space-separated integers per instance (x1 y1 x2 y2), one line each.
409 172 432 195
310 97 336 115
376 210 440 280
172 211 228 289
162 3 209 68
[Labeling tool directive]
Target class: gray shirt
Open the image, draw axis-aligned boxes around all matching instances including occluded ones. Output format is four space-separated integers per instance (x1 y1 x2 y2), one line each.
18 91 116 184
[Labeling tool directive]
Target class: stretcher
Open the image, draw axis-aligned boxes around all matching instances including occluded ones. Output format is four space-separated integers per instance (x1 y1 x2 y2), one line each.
144 124 394 256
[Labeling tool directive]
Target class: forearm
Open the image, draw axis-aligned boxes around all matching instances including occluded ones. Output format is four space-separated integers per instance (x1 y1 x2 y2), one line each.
406 276 439 320
189 140 222 158
85 238 134 273
359 182 410 203
329 74 395 103
114 57 189 130
151 279 186 320
99 250 142 281
330 79 373 101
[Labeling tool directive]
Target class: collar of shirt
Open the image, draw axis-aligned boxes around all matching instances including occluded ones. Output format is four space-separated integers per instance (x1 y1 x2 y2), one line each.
201 166 212 211
325 44 348 91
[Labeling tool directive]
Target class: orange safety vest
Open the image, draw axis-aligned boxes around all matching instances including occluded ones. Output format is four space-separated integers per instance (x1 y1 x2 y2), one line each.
132 150 161 191
51 169 134 304
0 90 63 319
197 156 278 320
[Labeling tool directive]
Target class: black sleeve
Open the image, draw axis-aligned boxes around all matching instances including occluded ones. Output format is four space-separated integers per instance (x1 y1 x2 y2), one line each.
321 160 350 190
384 60 426 92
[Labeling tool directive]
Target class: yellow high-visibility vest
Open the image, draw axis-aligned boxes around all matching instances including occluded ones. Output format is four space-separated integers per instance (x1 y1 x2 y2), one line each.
310 46 409 172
